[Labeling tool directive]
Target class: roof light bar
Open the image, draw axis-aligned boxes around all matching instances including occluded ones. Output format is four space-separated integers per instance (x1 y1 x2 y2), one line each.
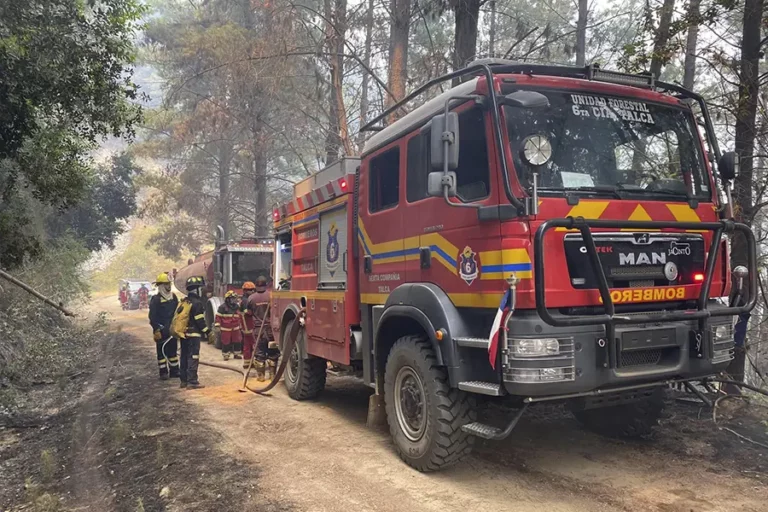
587 66 655 89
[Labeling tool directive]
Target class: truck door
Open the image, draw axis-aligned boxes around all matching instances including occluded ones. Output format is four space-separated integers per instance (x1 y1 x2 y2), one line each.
357 145 406 305
402 102 503 308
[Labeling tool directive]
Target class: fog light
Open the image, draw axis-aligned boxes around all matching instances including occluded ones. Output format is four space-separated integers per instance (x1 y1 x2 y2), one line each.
510 338 559 358
508 367 570 383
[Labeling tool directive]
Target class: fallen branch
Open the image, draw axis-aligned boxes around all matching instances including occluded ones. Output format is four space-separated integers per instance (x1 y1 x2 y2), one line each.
0 269 75 317
721 427 768 449
712 394 748 425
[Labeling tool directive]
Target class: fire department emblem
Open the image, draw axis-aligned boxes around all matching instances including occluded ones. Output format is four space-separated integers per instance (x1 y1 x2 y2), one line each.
458 246 479 285
326 222 341 276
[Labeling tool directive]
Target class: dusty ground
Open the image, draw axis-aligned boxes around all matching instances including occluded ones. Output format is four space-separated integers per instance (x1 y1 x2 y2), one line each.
2 295 768 512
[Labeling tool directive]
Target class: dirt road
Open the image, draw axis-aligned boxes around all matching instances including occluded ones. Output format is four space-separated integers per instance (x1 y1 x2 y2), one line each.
89 295 768 512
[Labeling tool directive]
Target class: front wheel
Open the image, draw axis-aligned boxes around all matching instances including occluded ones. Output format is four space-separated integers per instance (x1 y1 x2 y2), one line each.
384 335 476 472
283 320 326 400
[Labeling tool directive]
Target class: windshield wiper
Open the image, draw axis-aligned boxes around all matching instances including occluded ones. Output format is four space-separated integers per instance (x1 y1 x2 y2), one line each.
539 185 625 199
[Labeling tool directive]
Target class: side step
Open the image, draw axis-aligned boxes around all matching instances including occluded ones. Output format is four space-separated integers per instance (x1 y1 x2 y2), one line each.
458 381 503 396
461 422 503 439
461 403 529 441
455 337 490 349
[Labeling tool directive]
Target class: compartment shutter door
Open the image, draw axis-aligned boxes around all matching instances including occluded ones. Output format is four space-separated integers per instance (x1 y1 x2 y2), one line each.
318 206 348 288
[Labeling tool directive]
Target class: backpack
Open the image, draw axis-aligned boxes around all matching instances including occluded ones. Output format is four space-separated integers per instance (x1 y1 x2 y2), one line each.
170 298 193 339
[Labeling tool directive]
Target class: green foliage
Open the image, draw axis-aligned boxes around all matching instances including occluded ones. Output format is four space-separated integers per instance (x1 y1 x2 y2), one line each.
47 153 141 253
0 0 145 267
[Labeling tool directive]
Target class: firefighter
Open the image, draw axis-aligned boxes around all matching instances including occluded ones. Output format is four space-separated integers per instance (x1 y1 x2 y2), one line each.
119 283 129 310
215 291 242 361
178 276 210 389
245 275 276 381
148 273 179 380
239 281 257 369
138 283 150 309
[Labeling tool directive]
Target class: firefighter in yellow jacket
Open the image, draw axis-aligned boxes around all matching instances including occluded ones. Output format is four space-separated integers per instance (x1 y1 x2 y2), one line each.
177 276 210 389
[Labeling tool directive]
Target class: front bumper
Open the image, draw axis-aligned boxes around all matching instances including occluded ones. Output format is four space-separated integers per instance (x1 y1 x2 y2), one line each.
501 308 735 397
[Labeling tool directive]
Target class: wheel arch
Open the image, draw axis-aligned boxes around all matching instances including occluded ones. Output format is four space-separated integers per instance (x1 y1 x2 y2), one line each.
374 283 468 388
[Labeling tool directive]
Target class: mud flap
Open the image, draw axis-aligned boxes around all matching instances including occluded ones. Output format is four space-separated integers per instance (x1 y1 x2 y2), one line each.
366 393 387 429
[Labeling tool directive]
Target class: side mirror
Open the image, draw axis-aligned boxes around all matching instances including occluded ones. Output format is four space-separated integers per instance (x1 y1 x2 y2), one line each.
427 171 457 198
500 90 550 109
718 151 738 181
430 112 459 172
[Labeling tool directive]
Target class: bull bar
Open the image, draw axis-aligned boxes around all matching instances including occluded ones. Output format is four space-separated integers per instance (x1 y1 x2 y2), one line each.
533 217 757 366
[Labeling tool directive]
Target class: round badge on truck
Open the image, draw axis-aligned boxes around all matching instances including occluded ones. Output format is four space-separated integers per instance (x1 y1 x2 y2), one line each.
664 261 679 281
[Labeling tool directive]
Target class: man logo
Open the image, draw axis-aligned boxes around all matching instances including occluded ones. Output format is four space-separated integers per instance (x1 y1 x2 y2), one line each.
633 232 651 244
619 252 667 265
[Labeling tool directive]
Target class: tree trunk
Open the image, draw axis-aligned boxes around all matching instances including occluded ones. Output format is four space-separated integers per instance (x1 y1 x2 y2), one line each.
575 0 588 66
385 0 411 124
728 0 764 384
253 141 268 237
358 0 374 152
324 0 349 163
682 0 701 90
452 0 482 85
649 0 675 78
217 142 232 240
489 0 497 58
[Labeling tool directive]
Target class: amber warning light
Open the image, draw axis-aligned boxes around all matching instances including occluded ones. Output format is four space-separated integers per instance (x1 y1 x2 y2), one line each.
694 273 705 282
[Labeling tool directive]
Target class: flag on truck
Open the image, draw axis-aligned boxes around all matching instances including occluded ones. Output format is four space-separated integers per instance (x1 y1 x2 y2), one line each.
488 289 512 369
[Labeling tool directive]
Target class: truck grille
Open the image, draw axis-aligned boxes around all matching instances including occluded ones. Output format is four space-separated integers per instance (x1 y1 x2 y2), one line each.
608 266 665 279
620 349 663 367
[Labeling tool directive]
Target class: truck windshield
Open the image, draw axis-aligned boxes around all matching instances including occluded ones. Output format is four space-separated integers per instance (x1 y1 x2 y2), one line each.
230 252 271 286
504 90 710 200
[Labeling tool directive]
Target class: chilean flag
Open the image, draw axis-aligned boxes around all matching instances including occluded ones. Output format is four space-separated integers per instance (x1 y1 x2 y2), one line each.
488 289 512 369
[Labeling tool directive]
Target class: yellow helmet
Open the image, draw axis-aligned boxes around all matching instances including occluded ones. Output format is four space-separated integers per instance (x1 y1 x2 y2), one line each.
225 290 239 300
155 272 171 284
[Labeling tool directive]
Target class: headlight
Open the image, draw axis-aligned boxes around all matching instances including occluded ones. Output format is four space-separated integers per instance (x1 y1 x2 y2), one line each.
713 324 733 342
510 338 559 358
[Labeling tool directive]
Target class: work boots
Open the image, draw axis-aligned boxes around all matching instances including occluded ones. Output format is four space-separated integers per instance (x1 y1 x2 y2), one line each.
187 382 205 390
180 381 188 389
254 360 266 382
223 352 231 361
265 360 277 381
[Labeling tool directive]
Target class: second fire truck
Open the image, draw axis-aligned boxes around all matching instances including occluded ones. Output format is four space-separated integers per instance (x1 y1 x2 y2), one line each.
269 60 756 472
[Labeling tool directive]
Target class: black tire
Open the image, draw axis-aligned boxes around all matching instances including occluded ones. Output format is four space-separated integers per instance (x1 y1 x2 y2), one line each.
384 335 476 472
572 387 665 438
283 320 326 400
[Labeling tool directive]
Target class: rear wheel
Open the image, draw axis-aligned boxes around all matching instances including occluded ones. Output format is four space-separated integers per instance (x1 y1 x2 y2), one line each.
384 335 476 472
572 387 665 438
283 320 326 400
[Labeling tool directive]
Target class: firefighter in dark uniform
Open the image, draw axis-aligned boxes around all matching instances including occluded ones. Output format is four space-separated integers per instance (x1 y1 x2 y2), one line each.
180 276 210 389
148 272 179 380
246 275 276 381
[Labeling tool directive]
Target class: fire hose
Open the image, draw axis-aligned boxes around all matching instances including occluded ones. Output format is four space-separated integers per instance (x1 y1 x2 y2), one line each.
199 305 304 395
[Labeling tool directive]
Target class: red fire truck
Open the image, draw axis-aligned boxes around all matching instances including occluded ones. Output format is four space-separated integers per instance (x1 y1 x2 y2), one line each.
270 60 756 472
175 229 274 348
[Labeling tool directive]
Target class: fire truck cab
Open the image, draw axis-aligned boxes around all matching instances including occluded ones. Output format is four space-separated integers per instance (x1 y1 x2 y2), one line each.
271 60 757 472
175 230 274 348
